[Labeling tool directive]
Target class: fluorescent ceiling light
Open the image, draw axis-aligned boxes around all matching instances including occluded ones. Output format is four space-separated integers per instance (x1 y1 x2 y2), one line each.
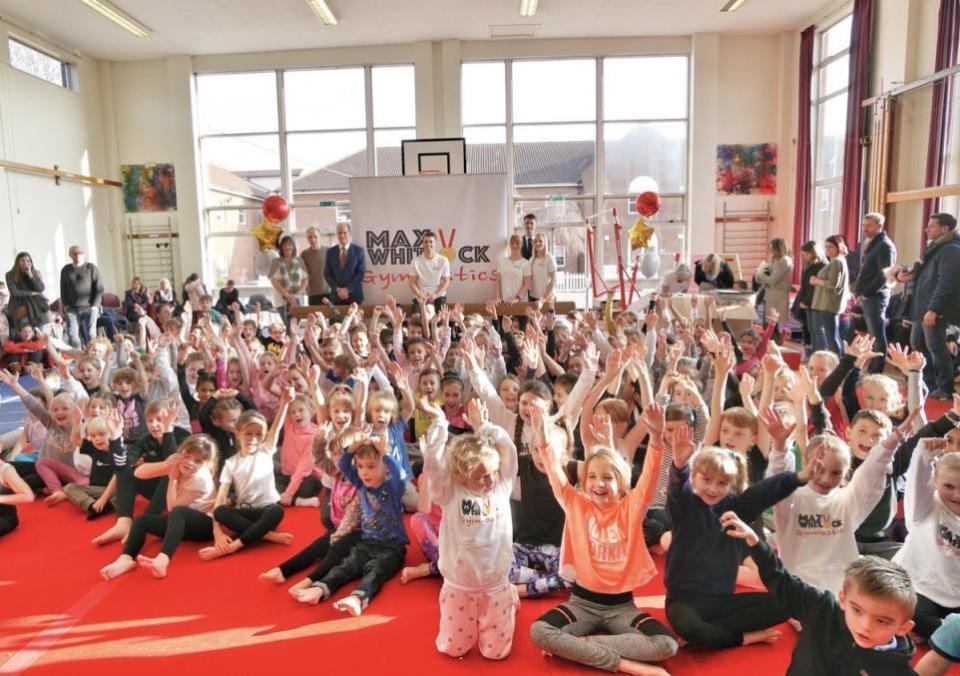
520 0 539 17
305 0 339 25
78 0 151 37
720 0 749 11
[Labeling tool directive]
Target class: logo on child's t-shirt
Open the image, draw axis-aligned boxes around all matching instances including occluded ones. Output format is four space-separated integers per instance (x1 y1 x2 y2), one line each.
587 516 626 564
460 496 493 526
937 521 960 555
796 511 843 536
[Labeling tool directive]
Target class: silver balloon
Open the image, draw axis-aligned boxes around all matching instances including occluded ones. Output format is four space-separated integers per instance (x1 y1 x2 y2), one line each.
254 249 279 277
636 233 661 278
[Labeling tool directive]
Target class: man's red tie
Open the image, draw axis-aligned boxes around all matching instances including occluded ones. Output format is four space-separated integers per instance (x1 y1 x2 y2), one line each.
339 246 347 268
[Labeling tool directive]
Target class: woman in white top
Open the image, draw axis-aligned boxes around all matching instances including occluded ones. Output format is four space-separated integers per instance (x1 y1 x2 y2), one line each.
498 234 532 302
660 263 692 295
0 458 34 537
529 234 557 303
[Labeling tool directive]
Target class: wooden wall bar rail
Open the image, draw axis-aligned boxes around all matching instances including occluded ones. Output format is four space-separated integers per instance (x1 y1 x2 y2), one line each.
292 300 575 320
0 159 122 188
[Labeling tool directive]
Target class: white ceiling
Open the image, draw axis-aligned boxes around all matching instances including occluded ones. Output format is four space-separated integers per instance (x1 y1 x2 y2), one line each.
0 0 833 62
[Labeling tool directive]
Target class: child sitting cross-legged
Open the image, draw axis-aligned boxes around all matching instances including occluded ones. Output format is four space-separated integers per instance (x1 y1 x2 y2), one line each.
722 512 918 674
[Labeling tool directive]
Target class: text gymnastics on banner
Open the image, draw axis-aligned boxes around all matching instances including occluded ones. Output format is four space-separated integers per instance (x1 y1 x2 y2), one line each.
349 173 508 304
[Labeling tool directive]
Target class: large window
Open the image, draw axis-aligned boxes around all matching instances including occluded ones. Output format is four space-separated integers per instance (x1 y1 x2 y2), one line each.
810 14 852 243
8 37 73 89
461 56 689 294
196 65 415 285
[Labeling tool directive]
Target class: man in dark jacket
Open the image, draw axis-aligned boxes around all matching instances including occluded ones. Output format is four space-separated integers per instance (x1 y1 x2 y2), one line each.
60 245 104 348
855 213 897 373
904 212 960 399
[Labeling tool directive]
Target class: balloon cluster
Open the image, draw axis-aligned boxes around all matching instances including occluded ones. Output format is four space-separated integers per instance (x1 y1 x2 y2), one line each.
627 176 661 279
252 195 289 276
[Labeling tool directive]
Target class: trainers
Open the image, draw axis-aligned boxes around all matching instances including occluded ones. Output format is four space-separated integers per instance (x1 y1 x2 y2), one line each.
928 388 953 401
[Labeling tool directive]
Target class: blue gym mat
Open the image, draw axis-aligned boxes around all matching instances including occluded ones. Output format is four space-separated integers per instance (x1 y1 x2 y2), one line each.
0 376 38 435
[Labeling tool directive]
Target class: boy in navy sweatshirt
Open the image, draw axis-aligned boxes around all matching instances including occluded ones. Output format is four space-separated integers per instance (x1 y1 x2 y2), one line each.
722 511 917 676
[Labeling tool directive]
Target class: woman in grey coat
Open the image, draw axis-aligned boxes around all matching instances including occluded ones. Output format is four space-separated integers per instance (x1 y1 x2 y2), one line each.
808 234 849 354
755 238 794 324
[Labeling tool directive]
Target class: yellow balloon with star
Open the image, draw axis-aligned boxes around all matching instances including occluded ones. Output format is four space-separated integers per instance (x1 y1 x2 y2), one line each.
629 215 655 250
251 216 284 251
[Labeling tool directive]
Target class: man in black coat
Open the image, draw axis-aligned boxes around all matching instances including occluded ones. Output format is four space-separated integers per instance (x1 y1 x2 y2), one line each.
855 213 897 373
520 213 536 260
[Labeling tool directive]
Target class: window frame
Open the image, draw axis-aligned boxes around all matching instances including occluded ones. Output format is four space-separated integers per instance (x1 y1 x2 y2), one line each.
7 35 75 91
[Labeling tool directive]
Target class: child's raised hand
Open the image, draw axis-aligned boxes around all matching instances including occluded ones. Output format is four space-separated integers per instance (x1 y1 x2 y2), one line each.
738 372 756 400
592 410 615 450
464 398 488 430
71 403 85 427
797 442 826 485
0 369 18 386
758 405 797 448
672 422 695 467
280 386 296 406
164 452 183 478
106 409 124 440
884 406 922 448
641 401 665 438
385 360 404 384
160 403 178 432
953 393 960 418
720 511 759 546
713 342 735 375
416 395 444 420
762 353 781 374
604 348 624 377
766 307 780 325
583 341 600 372
920 437 948 458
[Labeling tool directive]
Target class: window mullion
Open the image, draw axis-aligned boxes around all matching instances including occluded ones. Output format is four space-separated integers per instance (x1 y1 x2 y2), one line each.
276 69 291 205
365 65 376 176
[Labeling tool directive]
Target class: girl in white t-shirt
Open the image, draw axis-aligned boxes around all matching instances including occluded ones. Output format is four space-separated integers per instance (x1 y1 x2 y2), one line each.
529 234 557 302
201 390 294 561
420 396 519 660
100 433 220 580
498 235 532 302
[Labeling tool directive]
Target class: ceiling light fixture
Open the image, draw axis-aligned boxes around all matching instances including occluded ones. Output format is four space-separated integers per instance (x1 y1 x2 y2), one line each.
720 0 749 12
77 0 151 37
305 0 339 25
520 0 539 18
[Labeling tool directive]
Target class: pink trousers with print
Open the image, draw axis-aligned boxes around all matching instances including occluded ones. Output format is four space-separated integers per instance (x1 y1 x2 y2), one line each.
435 581 519 660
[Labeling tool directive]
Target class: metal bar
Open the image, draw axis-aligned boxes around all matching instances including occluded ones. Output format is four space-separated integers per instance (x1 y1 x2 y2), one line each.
862 63 960 108
885 184 960 203
0 159 121 187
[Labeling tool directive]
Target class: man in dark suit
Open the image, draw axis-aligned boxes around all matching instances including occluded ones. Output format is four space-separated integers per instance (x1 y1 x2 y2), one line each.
520 213 536 260
323 222 366 305
855 212 897 373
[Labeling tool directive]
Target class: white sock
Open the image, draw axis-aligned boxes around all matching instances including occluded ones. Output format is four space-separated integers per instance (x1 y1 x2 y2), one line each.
294 497 321 507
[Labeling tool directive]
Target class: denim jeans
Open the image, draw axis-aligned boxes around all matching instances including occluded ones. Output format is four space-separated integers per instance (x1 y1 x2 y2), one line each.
860 293 889 373
65 306 99 348
911 317 954 393
808 309 841 354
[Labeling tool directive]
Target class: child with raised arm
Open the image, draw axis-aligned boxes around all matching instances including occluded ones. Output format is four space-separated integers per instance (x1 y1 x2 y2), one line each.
722 512 918 675
664 419 819 648
763 406 919 595
293 430 408 617
529 404 678 675
201 393 294 561
893 439 960 639
417 396 519 659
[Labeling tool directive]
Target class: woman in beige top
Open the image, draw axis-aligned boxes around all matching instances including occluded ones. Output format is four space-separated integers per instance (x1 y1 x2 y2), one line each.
755 237 794 324
808 234 849 354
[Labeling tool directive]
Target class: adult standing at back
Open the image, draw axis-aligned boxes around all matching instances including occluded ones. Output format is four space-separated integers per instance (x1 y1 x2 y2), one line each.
324 222 365 305
300 226 330 306
60 245 103 348
808 235 849 354
409 231 450 313
854 213 897 373
529 234 557 304
755 237 794 323
904 212 960 399
269 235 308 326
520 213 536 260
498 234 532 302
5 252 51 335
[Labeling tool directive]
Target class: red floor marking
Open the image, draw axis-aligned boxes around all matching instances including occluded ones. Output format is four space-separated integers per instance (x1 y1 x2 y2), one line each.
0 583 114 675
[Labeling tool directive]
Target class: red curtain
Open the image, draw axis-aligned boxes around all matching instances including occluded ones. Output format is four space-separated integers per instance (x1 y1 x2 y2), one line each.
792 26 816 283
921 0 960 235
838 0 875 250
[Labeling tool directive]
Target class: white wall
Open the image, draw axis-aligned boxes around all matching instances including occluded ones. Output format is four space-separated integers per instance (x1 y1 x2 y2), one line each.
0 22 117 293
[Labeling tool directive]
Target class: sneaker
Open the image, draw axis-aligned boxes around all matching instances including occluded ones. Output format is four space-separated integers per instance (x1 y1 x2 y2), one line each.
928 388 953 401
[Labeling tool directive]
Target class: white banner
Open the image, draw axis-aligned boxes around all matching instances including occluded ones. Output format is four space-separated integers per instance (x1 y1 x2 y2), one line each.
349 173 508 304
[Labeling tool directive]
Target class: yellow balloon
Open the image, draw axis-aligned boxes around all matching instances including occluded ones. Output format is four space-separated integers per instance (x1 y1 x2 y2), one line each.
629 215 655 250
251 216 284 251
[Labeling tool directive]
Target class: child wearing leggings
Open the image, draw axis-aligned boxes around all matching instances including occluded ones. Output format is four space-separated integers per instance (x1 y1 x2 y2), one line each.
0 459 34 536
201 394 293 561
530 405 678 673
664 440 815 648
100 433 218 579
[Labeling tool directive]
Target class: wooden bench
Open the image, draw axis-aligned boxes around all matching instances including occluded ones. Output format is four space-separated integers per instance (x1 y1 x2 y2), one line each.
291 300 575 320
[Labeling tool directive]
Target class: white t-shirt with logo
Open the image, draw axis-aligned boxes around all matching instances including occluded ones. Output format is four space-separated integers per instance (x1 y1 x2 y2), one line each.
413 254 451 295
530 253 557 299
498 257 531 300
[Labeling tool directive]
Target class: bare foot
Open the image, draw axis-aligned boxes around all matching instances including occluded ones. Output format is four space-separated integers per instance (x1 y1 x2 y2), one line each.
294 587 327 605
787 618 803 633
616 658 670 675
260 567 285 584
294 497 320 507
263 531 294 546
400 562 432 584
199 540 242 561
515 584 529 599
287 578 312 596
659 531 673 552
92 519 131 547
742 628 781 646
137 553 170 579
333 594 367 617
100 555 137 580
45 491 67 507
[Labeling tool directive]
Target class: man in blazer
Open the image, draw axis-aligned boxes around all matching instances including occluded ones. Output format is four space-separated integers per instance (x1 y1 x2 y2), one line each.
323 222 366 305
855 213 897 373
520 213 536 260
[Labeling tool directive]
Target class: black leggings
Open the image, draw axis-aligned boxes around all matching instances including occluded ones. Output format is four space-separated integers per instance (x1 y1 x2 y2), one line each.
643 508 672 547
318 540 405 601
914 593 960 639
666 592 789 647
0 504 18 537
115 471 167 519
213 504 284 546
275 474 322 500
12 461 44 493
279 530 362 581
123 506 214 559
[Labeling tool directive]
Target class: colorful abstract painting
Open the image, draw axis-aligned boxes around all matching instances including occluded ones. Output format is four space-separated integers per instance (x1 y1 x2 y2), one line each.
122 163 177 212
716 144 777 195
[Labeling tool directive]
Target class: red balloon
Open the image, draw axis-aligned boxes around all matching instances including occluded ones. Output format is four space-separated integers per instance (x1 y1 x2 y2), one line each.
635 191 661 218
263 195 289 223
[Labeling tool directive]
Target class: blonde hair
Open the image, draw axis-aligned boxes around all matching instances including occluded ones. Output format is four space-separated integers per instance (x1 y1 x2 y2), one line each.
448 434 501 487
327 392 355 416
808 350 840 370
936 451 960 477
582 448 632 499
721 407 758 434
859 374 904 416
86 415 109 436
367 392 399 423
804 433 851 471
236 410 268 433
691 447 749 495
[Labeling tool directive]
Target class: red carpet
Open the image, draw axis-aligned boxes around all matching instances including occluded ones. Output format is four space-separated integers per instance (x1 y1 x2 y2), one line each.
0 502 802 676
